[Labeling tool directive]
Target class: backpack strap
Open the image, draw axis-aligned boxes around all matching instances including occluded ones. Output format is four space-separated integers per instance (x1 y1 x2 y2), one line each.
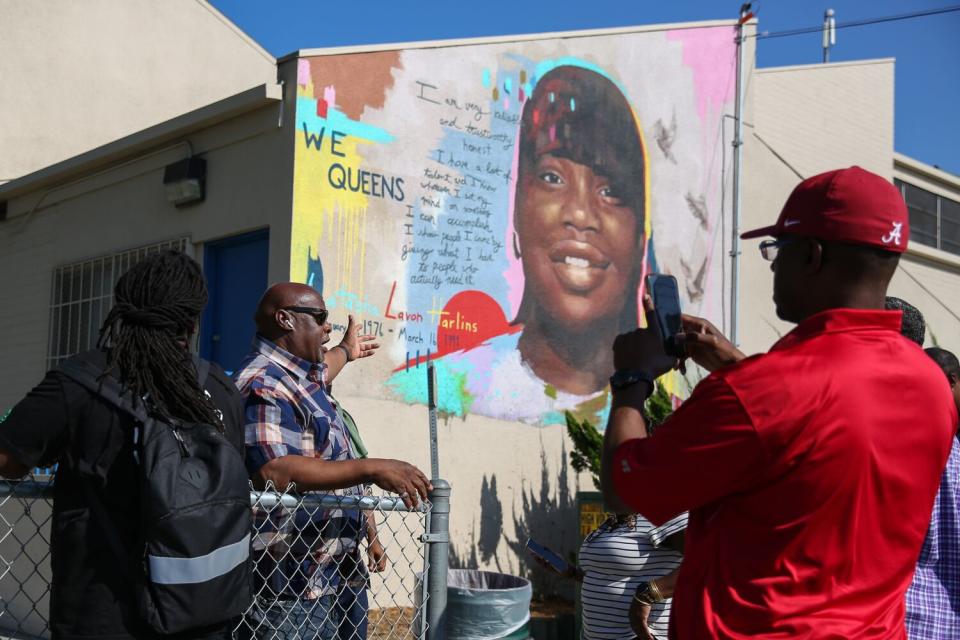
57 356 213 422
54 358 143 580
193 355 211 388
56 358 149 423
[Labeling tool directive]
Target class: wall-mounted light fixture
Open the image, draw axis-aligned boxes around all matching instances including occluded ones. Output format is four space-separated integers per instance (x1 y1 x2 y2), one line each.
163 157 206 207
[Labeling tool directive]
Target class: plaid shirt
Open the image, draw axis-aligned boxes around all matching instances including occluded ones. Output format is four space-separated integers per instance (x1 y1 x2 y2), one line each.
235 336 365 599
906 435 960 639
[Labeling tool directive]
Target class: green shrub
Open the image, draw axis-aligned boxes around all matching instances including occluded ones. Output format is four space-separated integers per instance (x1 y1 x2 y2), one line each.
565 383 674 490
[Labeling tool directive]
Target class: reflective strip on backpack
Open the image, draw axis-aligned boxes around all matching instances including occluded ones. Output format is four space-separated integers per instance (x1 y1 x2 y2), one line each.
147 534 250 585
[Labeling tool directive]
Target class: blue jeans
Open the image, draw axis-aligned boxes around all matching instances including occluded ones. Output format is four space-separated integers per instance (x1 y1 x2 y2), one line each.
239 594 339 640
336 580 369 639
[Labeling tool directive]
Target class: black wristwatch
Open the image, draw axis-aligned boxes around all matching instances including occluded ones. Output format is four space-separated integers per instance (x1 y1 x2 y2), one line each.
609 369 656 392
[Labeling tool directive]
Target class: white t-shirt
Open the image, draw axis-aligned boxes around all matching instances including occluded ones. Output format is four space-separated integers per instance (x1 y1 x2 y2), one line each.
579 513 687 640
434 332 611 425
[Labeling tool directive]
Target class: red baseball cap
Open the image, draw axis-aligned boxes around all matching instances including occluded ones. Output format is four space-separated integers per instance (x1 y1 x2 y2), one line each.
740 166 909 253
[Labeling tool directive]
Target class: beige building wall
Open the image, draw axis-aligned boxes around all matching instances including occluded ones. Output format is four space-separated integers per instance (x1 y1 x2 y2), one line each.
0 0 277 183
890 155 960 355
740 59 896 355
0 86 294 411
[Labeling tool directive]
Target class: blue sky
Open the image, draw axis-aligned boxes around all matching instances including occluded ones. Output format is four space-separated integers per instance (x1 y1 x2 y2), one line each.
211 0 959 175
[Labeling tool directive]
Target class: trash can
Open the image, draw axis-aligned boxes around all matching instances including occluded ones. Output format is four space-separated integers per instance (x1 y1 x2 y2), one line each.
417 569 532 640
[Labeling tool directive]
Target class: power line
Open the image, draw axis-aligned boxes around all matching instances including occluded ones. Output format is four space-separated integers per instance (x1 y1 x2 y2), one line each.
751 4 960 40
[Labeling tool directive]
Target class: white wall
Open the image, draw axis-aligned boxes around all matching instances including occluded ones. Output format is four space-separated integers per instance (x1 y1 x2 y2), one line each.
0 0 277 182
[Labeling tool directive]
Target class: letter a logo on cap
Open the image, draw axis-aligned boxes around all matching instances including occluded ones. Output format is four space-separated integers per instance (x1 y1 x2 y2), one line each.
882 221 903 246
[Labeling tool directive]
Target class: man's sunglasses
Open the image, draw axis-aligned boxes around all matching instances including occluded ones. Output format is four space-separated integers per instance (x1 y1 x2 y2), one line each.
281 306 329 325
759 237 801 262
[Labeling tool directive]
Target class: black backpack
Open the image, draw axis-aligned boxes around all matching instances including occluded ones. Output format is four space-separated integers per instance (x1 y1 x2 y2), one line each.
57 355 253 635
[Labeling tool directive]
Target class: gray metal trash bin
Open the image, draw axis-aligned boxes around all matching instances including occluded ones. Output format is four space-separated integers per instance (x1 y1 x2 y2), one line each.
445 569 532 640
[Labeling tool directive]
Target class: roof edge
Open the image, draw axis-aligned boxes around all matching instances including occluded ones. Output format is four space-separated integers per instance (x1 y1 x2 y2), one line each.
757 57 895 74
895 152 960 187
195 0 276 64
278 18 740 61
0 83 283 202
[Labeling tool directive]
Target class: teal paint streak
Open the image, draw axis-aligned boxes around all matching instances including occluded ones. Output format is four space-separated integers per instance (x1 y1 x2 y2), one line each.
387 360 474 417
533 57 632 98
482 68 491 88
296 96 394 144
542 411 565 426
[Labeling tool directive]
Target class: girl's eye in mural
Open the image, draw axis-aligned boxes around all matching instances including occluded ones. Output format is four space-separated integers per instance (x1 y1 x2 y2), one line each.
538 171 564 186
598 185 624 205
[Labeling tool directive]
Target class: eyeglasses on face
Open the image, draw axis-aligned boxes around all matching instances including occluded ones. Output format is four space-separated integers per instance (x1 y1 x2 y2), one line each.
759 237 800 262
281 306 329 326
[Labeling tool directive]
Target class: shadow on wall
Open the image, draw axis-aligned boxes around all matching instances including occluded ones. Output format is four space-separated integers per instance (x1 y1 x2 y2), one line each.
450 438 578 601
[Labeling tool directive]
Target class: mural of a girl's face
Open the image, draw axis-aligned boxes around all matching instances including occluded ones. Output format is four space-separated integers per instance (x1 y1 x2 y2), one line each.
516 154 639 332
513 65 647 335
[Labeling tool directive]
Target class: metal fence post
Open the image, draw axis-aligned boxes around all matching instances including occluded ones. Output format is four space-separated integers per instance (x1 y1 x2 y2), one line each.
424 479 450 640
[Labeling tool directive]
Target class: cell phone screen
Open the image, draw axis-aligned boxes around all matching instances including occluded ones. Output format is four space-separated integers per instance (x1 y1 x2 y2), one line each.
525 538 571 575
647 274 683 357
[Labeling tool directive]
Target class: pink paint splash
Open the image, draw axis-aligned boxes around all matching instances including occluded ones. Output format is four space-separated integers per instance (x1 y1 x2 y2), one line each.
666 26 738 320
666 27 737 123
297 59 311 87
323 85 337 109
503 120 524 319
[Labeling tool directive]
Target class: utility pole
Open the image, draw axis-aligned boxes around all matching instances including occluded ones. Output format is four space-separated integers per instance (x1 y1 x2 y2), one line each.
731 3 753 347
822 9 836 63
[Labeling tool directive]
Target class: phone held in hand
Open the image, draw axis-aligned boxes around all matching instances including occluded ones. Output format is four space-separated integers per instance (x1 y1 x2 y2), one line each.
525 538 572 575
646 274 685 358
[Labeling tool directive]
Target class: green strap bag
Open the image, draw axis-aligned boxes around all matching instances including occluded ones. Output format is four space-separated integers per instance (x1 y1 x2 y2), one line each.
334 402 368 459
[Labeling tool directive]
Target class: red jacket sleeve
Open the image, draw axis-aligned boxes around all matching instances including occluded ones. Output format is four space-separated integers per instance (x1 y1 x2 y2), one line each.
612 375 765 525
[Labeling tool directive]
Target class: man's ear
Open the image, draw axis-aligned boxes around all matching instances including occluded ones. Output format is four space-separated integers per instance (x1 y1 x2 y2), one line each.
948 372 959 389
275 310 294 331
803 238 824 276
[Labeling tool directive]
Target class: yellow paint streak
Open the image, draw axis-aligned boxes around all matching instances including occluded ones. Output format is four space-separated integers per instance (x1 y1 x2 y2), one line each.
291 110 370 308
631 105 654 330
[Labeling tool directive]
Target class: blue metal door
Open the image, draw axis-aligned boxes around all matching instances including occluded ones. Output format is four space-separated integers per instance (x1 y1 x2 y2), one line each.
201 229 269 375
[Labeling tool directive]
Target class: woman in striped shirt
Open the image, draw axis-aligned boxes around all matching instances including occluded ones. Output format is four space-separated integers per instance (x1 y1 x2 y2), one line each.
577 512 686 639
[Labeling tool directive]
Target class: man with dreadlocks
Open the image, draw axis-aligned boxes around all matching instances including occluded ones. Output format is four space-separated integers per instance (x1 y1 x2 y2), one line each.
0 250 245 639
235 282 432 640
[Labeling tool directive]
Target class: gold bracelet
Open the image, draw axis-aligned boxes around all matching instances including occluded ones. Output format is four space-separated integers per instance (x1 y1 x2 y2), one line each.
647 579 664 602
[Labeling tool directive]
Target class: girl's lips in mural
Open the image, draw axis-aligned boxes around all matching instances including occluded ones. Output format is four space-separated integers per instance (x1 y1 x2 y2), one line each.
548 240 610 292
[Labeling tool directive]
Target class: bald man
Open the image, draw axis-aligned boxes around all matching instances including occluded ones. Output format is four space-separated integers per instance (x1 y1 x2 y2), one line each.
234 282 430 640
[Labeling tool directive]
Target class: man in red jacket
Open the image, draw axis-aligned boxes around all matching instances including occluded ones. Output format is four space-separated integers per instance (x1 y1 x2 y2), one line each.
602 166 958 639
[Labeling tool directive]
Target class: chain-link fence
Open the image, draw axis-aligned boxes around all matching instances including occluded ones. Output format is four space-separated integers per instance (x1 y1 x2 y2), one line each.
0 475 450 640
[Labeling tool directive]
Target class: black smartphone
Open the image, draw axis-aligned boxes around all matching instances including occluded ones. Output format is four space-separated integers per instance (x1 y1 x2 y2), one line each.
525 538 572 575
646 274 684 358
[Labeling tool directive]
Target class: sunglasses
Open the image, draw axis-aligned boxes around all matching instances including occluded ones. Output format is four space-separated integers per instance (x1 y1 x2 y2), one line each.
281 306 329 326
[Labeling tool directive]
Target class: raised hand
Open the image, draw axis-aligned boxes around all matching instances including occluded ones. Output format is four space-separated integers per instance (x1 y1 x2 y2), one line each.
338 314 380 362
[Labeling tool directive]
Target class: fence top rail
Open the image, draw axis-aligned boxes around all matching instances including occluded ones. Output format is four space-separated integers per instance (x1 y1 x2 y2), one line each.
0 480 54 499
1 480 430 513
251 489 431 513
